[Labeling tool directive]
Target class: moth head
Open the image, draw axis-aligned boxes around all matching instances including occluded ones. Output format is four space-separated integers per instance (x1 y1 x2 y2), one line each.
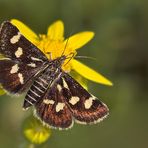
52 55 67 68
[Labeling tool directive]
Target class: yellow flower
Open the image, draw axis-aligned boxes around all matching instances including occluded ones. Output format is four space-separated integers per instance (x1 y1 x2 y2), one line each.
10 19 113 86
23 116 51 144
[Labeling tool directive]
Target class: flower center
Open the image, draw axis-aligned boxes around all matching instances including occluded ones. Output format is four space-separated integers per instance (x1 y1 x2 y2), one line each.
34 34 77 72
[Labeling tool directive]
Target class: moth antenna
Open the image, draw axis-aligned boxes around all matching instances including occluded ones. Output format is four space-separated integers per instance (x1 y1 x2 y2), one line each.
65 52 76 59
61 30 75 56
75 56 96 61
64 52 75 66
61 37 69 56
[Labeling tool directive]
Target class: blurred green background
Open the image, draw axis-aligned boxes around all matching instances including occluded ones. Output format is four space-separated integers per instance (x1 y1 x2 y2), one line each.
0 0 148 148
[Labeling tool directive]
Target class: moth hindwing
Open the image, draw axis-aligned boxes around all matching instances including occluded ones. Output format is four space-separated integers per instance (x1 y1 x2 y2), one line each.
34 72 109 129
0 21 109 130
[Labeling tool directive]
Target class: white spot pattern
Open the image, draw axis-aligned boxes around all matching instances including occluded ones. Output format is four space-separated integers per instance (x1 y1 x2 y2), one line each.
31 57 43 62
43 99 55 105
18 73 24 84
69 96 80 105
15 47 23 58
84 97 95 109
10 32 21 44
10 64 19 74
62 78 69 89
57 84 62 92
56 103 65 112
27 63 36 67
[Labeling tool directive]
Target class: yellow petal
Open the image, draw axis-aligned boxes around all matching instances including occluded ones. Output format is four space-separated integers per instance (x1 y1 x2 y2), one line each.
72 59 113 86
65 31 94 50
0 89 5 95
11 19 38 44
47 20 64 41
0 85 5 95
70 70 88 90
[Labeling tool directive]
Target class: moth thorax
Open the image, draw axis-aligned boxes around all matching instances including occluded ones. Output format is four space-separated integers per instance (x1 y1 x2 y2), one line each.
53 56 66 68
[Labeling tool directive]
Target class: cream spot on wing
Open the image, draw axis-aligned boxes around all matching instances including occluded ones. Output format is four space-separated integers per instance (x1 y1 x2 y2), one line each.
43 99 55 105
31 57 42 62
57 84 62 92
15 47 23 58
27 63 36 67
18 73 24 84
10 32 21 44
62 78 69 89
56 103 65 112
84 97 96 109
69 96 80 105
10 64 19 74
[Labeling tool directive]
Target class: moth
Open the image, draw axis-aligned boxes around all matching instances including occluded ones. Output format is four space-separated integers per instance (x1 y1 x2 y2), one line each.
0 21 109 129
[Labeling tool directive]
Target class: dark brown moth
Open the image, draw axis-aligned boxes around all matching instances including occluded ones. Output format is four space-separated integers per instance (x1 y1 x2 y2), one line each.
0 21 109 129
